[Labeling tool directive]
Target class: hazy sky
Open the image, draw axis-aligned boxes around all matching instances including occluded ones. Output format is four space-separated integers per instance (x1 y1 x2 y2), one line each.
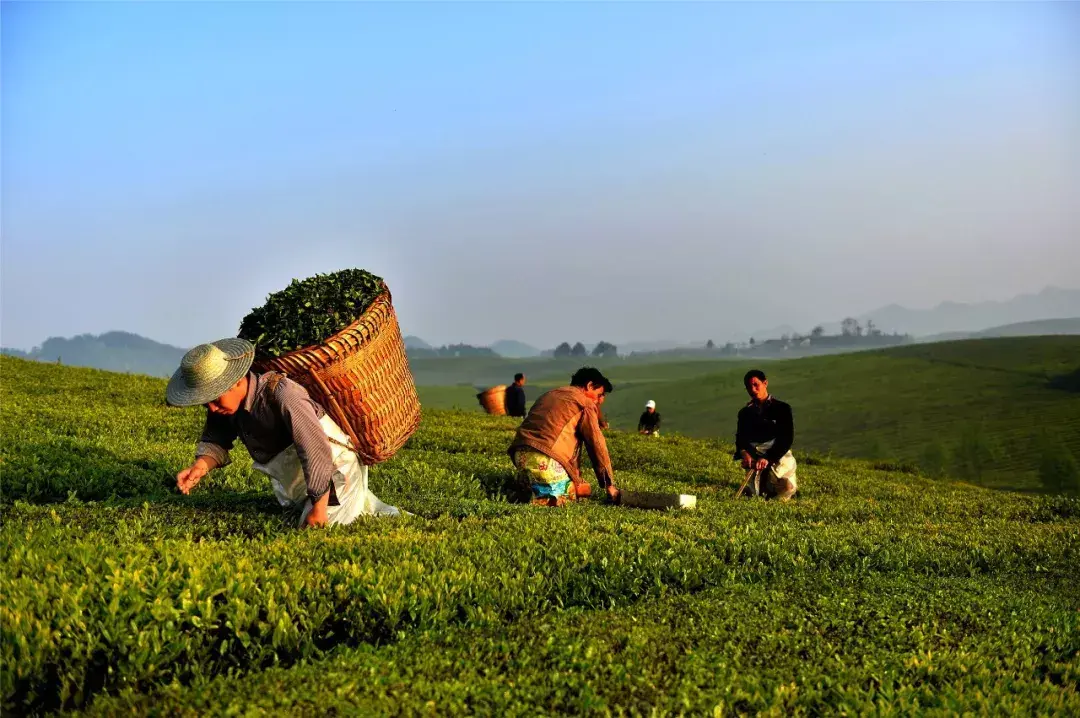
3 2 1078 351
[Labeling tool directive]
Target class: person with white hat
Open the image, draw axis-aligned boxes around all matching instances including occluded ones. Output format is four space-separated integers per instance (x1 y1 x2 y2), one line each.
166 338 403 527
638 400 661 437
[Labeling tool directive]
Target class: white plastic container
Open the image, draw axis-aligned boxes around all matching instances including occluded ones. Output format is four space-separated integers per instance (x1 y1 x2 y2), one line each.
618 491 697 510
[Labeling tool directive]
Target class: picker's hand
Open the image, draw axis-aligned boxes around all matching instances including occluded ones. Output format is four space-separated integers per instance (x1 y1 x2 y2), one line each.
606 485 621 503
754 458 769 472
741 452 753 469
176 464 208 495
305 493 330 528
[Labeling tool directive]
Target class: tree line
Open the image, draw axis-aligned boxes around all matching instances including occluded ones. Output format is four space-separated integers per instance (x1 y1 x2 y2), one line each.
701 319 911 357
406 343 498 358
551 341 618 358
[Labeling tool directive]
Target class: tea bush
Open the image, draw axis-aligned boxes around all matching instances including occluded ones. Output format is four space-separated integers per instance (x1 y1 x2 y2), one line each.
84 575 1079 716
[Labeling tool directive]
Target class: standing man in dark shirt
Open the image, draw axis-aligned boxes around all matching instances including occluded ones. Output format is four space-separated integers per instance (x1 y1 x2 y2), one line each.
734 369 797 500
638 400 661 436
505 373 528 418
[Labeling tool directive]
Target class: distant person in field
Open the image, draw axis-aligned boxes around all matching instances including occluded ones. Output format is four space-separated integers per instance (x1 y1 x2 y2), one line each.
638 400 661 436
505 373 527 418
734 369 797 500
508 367 620 507
166 339 403 528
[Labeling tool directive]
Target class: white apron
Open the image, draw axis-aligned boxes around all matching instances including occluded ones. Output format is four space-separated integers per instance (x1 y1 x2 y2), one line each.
748 440 798 496
252 414 402 526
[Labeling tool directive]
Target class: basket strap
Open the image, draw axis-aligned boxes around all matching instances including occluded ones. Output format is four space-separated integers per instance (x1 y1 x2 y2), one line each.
326 435 352 450
263 372 352 449
264 371 287 396
307 368 367 463
261 369 347 505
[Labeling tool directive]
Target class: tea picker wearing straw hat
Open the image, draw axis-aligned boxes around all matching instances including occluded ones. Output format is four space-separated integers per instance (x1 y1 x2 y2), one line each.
167 338 404 527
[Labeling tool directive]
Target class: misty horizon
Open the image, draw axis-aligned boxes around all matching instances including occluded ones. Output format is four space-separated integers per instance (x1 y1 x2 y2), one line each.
3 3 1078 352
4 283 1079 355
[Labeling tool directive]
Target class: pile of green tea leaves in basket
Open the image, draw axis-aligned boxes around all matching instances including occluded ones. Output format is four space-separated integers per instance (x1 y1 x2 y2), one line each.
237 268 385 357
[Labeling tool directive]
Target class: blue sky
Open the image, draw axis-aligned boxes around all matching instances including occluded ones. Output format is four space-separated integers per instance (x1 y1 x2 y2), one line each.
3 1 1077 350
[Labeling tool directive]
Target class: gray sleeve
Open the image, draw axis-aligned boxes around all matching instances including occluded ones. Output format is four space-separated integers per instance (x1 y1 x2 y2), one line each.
273 380 337 501
196 412 236 468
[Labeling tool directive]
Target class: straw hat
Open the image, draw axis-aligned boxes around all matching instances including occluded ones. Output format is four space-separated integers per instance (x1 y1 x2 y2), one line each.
166 338 255 407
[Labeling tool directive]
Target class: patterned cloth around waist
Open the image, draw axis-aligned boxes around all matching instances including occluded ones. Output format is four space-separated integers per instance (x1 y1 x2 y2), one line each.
513 448 572 499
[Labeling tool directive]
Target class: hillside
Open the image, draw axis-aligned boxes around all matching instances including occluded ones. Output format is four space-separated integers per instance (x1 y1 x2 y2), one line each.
2 331 188 378
491 339 542 358
419 337 1080 492
920 317 1080 343
599 337 1080 492
837 286 1080 337
1 357 1077 714
403 335 433 350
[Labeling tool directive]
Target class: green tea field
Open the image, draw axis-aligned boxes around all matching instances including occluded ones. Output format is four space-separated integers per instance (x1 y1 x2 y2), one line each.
418 337 1080 492
2 356 1078 715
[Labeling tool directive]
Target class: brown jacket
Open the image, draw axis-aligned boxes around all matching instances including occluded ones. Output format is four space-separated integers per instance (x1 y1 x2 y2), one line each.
508 386 615 488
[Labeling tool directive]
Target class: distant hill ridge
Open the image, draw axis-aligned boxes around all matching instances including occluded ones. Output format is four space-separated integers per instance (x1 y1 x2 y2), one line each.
837 286 1080 338
4 287 1077 375
919 317 1080 343
1 331 188 378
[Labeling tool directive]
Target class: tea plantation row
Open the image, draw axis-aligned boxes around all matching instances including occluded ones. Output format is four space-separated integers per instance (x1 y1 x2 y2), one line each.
84 575 1077 716
1 357 1078 714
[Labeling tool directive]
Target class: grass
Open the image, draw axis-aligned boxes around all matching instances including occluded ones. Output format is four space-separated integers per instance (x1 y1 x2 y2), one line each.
1 356 1078 715
419 337 1080 492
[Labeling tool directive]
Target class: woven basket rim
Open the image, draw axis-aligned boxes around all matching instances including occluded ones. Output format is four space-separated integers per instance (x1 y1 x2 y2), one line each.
252 282 392 364
248 282 420 464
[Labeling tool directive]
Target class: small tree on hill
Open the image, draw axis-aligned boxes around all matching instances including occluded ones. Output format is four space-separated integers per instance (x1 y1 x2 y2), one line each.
952 425 997 483
592 341 618 358
1049 367 1080 392
706 339 715 350
1039 445 1080 495
866 438 889 460
811 325 824 338
841 318 860 337
920 441 949 478
554 342 572 358
571 342 587 357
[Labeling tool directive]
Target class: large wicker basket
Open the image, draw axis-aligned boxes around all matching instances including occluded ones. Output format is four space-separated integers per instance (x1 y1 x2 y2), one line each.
477 385 507 415
252 284 421 464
